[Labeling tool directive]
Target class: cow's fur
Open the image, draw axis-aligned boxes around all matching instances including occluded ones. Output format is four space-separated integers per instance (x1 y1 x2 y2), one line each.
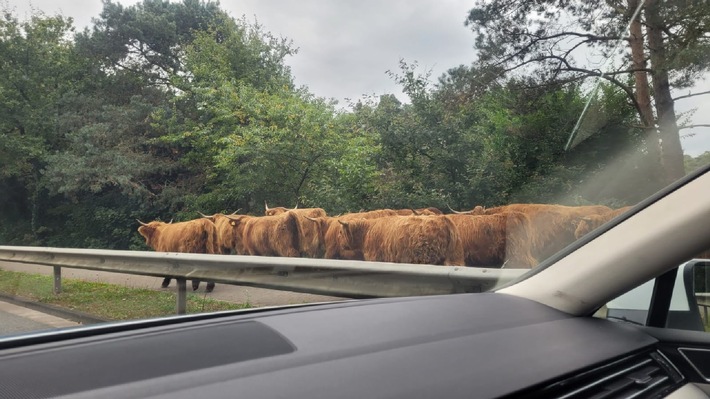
574 206 633 239
339 215 465 266
200 213 244 255
229 212 301 257
415 207 443 215
264 206 327 218
294 214 328 258
470 203 612 260
321 210 402 260
137 218 218 292
445 212 537 268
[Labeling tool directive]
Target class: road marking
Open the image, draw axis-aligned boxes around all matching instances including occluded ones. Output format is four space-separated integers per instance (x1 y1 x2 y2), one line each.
0 300 78 329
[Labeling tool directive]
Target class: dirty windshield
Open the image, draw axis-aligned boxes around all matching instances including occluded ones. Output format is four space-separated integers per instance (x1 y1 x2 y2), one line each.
1 0 709 336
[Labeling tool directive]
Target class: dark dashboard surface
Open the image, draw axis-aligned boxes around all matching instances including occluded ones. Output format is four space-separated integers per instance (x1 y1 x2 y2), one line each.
0 293 659 398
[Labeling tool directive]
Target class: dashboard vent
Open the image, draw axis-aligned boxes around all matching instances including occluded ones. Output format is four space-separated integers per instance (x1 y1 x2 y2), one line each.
524 350 684 399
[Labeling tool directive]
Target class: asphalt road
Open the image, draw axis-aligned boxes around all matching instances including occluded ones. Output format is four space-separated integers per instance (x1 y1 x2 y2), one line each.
0 299 78 337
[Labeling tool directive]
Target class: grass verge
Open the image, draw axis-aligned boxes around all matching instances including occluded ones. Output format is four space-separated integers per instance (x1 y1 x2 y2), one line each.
0 270 250 321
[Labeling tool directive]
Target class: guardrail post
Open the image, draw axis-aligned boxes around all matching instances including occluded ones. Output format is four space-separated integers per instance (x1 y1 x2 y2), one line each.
53 266 61 294
176 278 187 315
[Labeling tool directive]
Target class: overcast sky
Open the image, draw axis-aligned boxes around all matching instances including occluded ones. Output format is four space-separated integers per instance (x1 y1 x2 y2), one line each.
6 0 710 156
10 0 477 106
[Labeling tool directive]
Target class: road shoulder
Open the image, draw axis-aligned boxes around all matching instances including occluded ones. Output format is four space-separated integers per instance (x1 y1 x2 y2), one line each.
0 299 79 329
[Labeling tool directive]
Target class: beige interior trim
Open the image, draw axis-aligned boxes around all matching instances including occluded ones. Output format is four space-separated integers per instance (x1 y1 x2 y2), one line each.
693 383 710 396
499 171 710 316
666 384 710 399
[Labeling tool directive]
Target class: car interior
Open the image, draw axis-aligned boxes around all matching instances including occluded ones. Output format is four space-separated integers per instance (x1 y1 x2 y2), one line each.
0 165 708 398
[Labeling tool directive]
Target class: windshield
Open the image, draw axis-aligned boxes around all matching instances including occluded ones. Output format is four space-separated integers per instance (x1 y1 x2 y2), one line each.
1 0 709 336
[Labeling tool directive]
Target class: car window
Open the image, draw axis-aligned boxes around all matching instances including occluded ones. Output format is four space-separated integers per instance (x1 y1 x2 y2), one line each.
599 260 710 332
694 263 710 332
0 0 709 337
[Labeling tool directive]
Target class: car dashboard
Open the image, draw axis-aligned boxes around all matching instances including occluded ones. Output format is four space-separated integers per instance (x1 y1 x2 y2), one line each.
0 293 708 398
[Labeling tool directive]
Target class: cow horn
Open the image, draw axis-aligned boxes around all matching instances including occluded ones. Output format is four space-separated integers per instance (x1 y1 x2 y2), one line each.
198 212 210 218
168 219 173 224
303 215 318 222
411 208 419 215
338 220 349 227
447 204 465 214
264 201 269 211
293 203 298 209
136 219 149 226
230 208 241 215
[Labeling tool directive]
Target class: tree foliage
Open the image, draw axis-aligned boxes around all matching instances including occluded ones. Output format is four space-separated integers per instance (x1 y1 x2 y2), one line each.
465 0 710 183
0 1 707 248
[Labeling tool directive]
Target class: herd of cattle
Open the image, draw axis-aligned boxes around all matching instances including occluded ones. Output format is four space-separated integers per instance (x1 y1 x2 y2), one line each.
136 202 633 292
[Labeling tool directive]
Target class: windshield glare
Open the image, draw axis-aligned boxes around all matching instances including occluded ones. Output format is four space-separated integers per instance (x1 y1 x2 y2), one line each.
0 0 709 336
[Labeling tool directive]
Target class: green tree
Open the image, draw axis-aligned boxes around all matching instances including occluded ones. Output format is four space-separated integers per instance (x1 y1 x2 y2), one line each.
313 110 382 213
685 151 710 174
0 1 236 247
75 0 225 87
0 10 78 242
371 59 646 208
465 0 710 184
153 14 346 214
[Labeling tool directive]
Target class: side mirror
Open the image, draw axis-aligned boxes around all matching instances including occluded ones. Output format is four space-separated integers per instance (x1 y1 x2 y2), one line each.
692 260 710 331
604 260 709 332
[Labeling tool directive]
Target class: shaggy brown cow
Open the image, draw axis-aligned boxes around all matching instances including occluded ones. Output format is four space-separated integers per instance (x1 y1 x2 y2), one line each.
263 204 326 257
574 206 634 239
338 215 465 266
394 209 416 216
299 215 337 259
200 213 243 255
137 218 219 292
263 206 326 257
323 216 363 260
415 207 443 215
264 202 327 218
344 209 401 219
319 210 402 260
464 203 612 261
469 203 611 217
297 207 451 259
445 212 537 268
294 214 327 258
227 212 301 257
393 208 442 216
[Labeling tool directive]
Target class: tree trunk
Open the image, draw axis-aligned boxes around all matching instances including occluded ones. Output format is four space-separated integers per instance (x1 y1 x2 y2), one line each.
628 0 655 128
646 0 686 183
627 0 662 181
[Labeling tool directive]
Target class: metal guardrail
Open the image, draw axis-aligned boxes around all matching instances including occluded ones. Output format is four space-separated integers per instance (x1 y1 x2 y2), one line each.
0 246 526 315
